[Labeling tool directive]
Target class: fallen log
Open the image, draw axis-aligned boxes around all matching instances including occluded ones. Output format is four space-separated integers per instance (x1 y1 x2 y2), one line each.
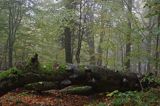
0 54 159 96
0 66 143 95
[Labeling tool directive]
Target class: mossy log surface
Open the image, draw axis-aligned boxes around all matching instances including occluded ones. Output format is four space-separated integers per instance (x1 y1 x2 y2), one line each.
0 54 159 96
0 66 141 95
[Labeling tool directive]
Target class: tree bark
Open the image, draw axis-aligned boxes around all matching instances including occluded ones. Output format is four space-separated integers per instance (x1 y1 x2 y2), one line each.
97 2 105 66
75 0 82 64
8 4 13 68
155 14 160 71
8 0 23 68
87 35 96 65
64 27 73 63
125 0 132 72
64 0 76 64
146 16 153 73
0 63 156 96
0 55 159 96
83 0 96 65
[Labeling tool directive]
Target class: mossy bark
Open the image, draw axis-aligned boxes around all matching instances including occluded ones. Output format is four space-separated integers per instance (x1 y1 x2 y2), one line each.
0 55 159 96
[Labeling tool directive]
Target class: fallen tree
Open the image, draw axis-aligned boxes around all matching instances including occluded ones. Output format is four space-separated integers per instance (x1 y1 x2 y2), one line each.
0 54 159 96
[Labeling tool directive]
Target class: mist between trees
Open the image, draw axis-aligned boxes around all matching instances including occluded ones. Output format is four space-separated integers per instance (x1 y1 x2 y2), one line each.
0 0 159 75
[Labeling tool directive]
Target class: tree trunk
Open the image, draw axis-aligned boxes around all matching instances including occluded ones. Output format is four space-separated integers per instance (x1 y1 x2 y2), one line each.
97 28 104 66
121 46 124 70
83 0 96 65
97 3 105 66
8 5 13 68
146 17 153 73
76 0 83 64
155 14 160 71
87 35 96 65
125 0 132 72
64 0 75 64
0 66 141 95
138 61 142 75
64 27 73 63
0 54 154 96
8 0 23 68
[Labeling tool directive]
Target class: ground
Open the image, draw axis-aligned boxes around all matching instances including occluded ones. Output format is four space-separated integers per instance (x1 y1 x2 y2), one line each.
0 90 105 106
0 87 160 106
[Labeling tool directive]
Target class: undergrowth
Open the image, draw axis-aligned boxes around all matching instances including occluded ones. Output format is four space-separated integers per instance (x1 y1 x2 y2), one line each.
0 67 22 79
87 87 160 106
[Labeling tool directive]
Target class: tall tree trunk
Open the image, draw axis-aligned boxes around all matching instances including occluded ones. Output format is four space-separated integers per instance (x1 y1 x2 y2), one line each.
121 46 124 70
146 35 151 73
97 33 104 66
125 0 132 72
137 44 142 75
138 61 142 75
76 0 83 64
88 36 95 65
64 27 73 63
97 13 105 66
105 49 109 68
86 0 95 65
8 6 13 68
146 17 153 73
64 0 75 64
8 0 23 68
155 14 160 71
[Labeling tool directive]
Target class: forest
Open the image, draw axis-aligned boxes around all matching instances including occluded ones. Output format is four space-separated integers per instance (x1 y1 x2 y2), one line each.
0 0 160 106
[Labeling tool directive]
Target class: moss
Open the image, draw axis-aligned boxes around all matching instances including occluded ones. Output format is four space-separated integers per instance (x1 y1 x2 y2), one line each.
60 86 92 94
0 67 22 80
39 64 67 75
24 81 57 91
39 64 53 75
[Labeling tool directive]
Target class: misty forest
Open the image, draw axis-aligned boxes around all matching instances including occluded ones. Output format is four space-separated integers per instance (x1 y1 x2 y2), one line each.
0 0 160 106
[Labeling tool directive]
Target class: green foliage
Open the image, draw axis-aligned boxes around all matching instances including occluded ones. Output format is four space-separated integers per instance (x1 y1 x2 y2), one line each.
39 63 67 75
18 92 30 96
10 67 22 75
15 99 23 105
0 70 11 79
40 63 53 74
0 67 22 79
145 0 160 17
105 89 160 106
111 91 143 106
106 90 119 97
58 64 67 72
142 73 160 84
145 88 160 102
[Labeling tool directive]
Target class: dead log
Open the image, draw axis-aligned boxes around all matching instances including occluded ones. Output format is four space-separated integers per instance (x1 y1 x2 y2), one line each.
0 55 159 96
0 66 143 95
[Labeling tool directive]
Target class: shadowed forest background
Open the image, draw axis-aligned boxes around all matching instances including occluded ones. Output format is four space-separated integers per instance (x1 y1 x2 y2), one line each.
0 0 160 106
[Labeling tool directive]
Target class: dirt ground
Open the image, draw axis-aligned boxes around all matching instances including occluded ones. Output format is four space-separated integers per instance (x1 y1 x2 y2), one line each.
0 90 106 106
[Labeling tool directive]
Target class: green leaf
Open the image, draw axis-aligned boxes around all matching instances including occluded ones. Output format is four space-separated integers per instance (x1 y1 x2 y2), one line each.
106 90 119 97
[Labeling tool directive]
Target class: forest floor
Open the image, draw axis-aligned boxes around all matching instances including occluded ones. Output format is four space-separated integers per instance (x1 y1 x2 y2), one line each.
0 87 160 106
0 90 107 106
